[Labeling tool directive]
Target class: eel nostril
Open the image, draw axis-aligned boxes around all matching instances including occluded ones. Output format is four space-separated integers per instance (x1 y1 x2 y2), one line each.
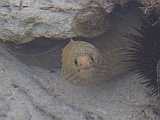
90 56 94 62
74 59 78 66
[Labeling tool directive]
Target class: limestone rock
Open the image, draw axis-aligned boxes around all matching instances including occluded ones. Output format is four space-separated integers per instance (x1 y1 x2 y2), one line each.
0 0 156 43
0 0 113 43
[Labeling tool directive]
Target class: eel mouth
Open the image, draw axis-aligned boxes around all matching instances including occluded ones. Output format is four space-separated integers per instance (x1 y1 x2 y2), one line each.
76 55 94 69
75 55 97 80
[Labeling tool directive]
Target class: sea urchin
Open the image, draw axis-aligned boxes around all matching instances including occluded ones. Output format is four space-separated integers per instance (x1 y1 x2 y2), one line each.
125 18 160 97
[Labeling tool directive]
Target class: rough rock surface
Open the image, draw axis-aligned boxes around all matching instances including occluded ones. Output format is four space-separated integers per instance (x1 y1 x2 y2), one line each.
0 0 153 43
0 42 159 120
0 0 111 43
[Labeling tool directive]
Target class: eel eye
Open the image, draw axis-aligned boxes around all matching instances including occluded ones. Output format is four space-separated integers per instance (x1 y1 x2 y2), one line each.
74 59 78 66
90 56 94 62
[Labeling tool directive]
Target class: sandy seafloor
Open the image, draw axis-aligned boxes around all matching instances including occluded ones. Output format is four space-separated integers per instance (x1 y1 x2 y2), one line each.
0 2 160 120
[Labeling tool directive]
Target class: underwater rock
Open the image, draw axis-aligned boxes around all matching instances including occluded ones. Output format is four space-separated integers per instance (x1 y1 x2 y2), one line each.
0 0 113 43
141 1 160 25
0 0 154 44
71 2 109 38
0 97 10 118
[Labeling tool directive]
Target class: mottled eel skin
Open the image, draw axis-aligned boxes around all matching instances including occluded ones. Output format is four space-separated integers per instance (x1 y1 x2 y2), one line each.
61 40 107 85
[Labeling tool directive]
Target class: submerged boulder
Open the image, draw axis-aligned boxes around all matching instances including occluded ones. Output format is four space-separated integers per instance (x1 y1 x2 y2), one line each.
0 0 153 44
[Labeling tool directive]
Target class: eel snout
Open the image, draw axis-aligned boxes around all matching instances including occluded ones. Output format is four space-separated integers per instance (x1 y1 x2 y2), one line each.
75 55 94 69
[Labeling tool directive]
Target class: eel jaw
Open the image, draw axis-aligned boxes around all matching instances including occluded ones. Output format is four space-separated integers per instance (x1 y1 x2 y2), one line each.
76 55 94 69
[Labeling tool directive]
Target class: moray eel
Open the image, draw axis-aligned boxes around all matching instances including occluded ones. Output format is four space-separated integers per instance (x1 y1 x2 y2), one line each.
61 40 107 85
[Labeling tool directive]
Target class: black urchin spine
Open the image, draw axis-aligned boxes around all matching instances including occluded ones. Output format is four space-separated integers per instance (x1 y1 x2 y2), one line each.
125 18 160 97
156 60 160 97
